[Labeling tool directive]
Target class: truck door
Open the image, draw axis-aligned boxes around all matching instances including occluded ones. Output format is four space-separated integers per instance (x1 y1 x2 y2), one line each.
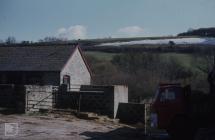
156 86 184 128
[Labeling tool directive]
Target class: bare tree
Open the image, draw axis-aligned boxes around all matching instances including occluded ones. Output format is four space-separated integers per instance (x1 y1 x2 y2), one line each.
0 39 4 44
21 40 30 44
5 36 16 44
38 36 66 42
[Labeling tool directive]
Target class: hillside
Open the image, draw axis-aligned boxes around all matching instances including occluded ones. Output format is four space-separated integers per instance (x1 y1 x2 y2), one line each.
178 27 215 37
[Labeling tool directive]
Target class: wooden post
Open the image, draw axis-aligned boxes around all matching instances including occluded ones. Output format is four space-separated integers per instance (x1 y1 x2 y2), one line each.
144 103 151 135
25 89 28 112
78 93 81 114
144 103 147 135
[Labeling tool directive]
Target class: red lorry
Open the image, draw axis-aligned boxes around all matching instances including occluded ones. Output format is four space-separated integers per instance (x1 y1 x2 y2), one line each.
151 83 215 139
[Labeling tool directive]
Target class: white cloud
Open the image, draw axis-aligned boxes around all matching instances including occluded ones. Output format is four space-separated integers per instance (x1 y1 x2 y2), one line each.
57 25 87 40
57 28 67 35
117 26 144 37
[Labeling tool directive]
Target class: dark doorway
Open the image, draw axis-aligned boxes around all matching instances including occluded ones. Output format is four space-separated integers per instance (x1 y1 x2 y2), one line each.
0 84 25 114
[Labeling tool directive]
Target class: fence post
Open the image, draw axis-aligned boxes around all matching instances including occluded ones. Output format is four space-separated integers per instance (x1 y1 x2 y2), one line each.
144 103 147 135
78 92 81 114
25 88 28 113
144 103 151 135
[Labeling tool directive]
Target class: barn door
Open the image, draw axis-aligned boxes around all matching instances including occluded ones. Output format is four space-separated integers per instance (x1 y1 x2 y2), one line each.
0 84 25 113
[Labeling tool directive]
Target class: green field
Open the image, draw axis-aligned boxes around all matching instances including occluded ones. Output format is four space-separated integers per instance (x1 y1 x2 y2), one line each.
84 51 117 61
85 51 195 68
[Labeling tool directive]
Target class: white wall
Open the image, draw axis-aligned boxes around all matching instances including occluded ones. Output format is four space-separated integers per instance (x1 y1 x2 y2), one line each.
60 48 91 86
114 85 128 118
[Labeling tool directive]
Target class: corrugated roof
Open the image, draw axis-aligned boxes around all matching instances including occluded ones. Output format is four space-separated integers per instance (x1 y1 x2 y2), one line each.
0 45 77 71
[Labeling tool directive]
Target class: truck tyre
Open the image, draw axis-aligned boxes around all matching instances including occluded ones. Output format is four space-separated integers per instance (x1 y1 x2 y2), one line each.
167 116 196 140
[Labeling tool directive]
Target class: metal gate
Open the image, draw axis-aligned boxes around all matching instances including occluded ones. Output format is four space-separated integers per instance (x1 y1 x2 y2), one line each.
53 91 80 111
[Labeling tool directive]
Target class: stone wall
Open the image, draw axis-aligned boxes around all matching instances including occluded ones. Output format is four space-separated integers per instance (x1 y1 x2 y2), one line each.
25 85 58 112
25 84 128 118
54 90 80 109
56 85 128 118
116 103 146 124
80 85 127 118
79 90 114 117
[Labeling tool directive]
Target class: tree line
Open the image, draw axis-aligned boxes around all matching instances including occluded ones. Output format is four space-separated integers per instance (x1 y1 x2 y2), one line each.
85 51 214 102
178 27 215 37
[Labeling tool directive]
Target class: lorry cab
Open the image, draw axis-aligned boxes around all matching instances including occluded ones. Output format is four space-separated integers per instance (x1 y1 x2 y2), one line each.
151 83 215 139
151 83 188 129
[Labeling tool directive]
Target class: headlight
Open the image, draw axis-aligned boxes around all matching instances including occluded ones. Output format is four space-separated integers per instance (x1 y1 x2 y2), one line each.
150 113 158 128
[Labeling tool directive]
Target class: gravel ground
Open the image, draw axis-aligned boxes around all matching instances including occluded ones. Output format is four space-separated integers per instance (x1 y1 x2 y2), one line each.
0 113 146 140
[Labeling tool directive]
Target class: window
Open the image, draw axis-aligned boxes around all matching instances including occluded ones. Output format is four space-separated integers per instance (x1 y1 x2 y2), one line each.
160 89 176 102
63 75 70 89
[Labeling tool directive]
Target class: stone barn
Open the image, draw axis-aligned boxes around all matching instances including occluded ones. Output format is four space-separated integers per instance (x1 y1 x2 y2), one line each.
0 45 91 88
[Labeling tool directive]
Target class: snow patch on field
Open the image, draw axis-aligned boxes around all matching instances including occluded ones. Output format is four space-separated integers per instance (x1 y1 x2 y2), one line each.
97 37 215 46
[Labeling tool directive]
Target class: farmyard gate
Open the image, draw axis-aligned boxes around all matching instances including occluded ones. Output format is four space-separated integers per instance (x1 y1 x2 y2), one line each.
25 85 58 112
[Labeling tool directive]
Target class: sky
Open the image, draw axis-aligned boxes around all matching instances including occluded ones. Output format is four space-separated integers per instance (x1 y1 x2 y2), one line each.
0 0 215 41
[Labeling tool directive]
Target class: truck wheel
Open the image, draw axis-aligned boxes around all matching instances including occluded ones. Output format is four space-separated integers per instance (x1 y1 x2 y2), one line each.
167 116 196 140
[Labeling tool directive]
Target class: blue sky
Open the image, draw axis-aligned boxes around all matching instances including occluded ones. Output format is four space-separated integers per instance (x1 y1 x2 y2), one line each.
0 0 215 41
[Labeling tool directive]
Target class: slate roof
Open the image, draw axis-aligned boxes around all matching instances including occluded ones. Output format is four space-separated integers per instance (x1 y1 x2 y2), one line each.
0 45 77 71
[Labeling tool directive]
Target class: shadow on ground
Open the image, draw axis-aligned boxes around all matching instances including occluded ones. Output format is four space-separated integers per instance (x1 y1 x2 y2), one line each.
81 127 171 140
81 127 145 140
0 107 24 115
